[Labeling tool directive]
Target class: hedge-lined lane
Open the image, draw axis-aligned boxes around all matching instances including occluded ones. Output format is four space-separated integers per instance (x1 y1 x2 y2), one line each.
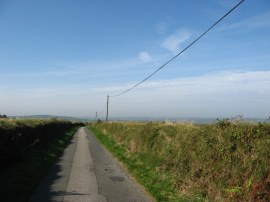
0 119 85 202
0 119 84 170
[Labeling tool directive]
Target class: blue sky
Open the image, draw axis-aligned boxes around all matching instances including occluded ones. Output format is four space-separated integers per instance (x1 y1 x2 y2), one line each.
0 0 270 119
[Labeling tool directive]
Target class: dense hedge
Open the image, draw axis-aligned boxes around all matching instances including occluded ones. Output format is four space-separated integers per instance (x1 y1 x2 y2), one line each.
91 121 270 201
0 119 84 170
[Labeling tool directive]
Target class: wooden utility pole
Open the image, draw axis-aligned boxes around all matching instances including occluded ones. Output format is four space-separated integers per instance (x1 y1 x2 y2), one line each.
106 95 109 121
95 111 98 121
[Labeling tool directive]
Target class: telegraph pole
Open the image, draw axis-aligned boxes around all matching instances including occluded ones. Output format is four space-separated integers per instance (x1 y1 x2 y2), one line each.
95 111 98 121
106 95 109 121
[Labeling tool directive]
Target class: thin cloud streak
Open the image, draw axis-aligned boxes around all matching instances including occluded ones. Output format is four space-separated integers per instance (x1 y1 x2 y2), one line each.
138 51 152 63
2 70 269 100
110 70 270 97
0 57 159 81
1 70 269 118
217 11 270 31
107 70 270 118
161 29 191 54
155 17 171 34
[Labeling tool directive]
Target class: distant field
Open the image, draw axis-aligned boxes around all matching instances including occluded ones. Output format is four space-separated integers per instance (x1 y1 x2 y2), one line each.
89 120 270 201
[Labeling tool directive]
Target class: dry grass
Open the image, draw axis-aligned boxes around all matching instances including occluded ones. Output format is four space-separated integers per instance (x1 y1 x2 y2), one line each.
90 120 270 201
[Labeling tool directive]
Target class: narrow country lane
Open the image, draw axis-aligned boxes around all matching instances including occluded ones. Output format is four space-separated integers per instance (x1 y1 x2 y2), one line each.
30 127 152 202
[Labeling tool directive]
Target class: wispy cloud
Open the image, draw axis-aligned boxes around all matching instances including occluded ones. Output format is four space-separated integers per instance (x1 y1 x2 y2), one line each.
106 70 270 118
0 58 149 82
1 70 269 118
138 51 152 63
110 70 270 97
155 21 168 34
161 29 191 54
2 70 269 100
155 17 171 34
217 11 270 31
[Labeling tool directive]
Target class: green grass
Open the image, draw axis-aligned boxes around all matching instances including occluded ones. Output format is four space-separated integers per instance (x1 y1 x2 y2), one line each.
0 126 79 202
89 121 270 201
89 126 193 201
0 118 50 127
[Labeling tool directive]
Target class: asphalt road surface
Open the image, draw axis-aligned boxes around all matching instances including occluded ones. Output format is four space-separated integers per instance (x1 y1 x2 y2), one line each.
30 127 152 202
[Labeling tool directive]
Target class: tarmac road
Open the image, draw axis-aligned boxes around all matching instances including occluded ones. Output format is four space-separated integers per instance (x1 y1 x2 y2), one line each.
30 127 152 202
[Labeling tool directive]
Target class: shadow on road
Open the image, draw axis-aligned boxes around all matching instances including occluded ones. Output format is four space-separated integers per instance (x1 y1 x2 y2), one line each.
29 131 78 202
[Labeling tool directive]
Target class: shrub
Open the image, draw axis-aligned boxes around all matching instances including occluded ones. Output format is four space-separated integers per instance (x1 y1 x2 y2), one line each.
90 121 270 201
0 119 84 170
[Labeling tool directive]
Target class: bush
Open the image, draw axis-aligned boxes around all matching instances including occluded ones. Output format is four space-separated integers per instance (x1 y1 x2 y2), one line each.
90 121 270 201
0 119 84 170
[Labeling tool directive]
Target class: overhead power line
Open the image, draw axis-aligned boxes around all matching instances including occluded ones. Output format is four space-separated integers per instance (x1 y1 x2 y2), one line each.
100 102 107 114
97 101 107 118
110 0 245 97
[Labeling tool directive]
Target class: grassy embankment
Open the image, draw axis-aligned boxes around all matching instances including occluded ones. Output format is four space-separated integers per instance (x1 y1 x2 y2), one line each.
0 118 84 202
89 120 270 201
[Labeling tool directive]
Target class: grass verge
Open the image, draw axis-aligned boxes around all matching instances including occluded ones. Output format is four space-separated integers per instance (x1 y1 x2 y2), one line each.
0 126 79 202
89 121 270 201
89 126 193 201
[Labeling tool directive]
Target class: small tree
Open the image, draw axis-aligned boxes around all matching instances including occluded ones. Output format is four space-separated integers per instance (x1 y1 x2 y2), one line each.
0 114 7 118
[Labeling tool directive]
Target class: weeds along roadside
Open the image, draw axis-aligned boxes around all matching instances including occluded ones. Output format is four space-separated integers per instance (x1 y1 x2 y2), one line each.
89 121 270 202
0 118 84 202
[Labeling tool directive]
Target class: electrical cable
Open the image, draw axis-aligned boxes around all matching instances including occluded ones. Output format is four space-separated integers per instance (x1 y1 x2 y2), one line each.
110 0 245 97
99 102 107 114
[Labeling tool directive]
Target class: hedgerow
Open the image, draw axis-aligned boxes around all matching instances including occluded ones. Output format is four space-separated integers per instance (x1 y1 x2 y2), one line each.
0 118 84 170
90 121 270 201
